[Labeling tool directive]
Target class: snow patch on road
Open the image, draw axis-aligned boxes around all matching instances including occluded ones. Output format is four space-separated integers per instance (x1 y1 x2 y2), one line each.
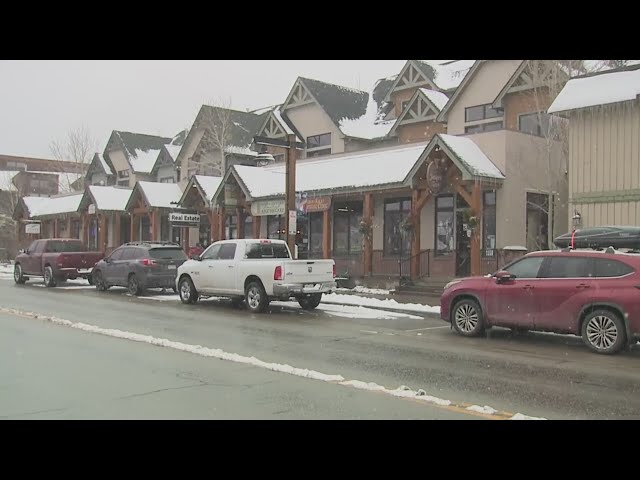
322 293 441 315
467 405 498 415
273 301 423 320
510 413 546 420
336 286 393 295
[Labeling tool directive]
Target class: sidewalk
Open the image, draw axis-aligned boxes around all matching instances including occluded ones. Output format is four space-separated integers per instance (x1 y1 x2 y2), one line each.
325 288 441 317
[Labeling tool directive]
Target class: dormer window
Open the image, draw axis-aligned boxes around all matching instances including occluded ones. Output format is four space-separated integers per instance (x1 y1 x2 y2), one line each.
306 133 331 158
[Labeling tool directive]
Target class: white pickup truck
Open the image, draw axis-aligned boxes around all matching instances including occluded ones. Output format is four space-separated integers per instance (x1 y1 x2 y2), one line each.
175 239 336 313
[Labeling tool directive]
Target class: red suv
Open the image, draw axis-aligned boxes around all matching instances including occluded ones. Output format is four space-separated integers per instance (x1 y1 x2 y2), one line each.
440 250 640 355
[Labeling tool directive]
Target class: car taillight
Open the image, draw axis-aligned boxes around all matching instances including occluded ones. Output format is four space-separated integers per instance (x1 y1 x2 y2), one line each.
333 264 336 278
140 258 158 267
274 265 283 281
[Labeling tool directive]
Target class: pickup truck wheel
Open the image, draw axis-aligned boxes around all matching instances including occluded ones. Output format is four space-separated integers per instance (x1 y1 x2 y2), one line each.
44 266 57 288
14 264 26 284
298 293 322 310
246 281 268 313
179 277 198 304
127 274 142 296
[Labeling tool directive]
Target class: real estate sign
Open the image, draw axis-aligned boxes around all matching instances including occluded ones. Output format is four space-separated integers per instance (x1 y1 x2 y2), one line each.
169 213 201 227
251 200 286 217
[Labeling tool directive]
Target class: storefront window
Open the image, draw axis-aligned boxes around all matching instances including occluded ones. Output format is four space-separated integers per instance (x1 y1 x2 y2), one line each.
267 215 284 240
141 216 151 241
334 202 363 256
160 215 171 242
483 191 497 256
244 215 253 239
435 195 454 256
384 198 411 257
71 219 81 239
200 214 211 246
296 212 324 259
225 214 237 240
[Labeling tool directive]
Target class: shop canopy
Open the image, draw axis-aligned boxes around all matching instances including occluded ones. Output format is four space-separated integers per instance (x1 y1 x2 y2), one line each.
79 186 133 213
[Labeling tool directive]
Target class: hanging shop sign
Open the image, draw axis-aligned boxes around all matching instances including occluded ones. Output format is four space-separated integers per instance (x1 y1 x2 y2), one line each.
251 200 286 217
169 212 201 227
426 159 447 194
25 223 40 234
288 210 297 235
303 196 331 213
224 183 241 207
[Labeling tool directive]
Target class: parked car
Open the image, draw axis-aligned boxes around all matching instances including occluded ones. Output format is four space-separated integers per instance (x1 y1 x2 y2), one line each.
176 239 336 313
14 239 104 287
92 242 188 296
440 249 640 355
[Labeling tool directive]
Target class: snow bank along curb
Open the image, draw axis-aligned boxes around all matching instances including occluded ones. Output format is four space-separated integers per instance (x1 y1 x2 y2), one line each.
0 306 545 420
322 293 441 315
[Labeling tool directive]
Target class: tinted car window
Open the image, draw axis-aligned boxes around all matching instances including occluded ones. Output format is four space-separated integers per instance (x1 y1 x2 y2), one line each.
541 256 594 278
27 241 38 253
45 241 86 253
594 258 634 277
245 243 290 259
506 256 545 279
149 248 187 260
218 243 237 260
201 244 221 260
109 248 125 261
121 248 140 261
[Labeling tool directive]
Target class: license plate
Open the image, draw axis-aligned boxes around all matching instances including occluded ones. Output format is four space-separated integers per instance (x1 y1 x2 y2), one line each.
168 265 176 270
304 284 319 290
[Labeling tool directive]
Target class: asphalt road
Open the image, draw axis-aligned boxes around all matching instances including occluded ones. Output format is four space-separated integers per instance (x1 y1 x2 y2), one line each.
1 276 640 419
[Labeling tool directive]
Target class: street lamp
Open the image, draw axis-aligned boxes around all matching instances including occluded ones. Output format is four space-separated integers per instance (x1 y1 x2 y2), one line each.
252 134 305 256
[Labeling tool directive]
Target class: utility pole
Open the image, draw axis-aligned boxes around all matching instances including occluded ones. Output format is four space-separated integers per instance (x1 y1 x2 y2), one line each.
284 133 297 257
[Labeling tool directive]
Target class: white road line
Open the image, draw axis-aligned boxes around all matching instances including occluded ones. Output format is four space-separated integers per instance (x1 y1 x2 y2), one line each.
0 306 545 420
405 326 450 332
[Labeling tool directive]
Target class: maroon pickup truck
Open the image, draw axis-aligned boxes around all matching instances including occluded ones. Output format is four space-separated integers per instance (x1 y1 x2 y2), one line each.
14 239 104 287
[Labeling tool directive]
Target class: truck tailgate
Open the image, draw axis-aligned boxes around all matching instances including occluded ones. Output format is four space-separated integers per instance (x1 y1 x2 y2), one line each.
56 252 103 269
283 260 334 284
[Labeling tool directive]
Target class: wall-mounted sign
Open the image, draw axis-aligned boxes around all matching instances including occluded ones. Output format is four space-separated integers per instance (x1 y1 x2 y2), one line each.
304 196 331 213
169 212 201 227
251 200 286 217
224 183 241 207
88 204 96 215
426 159 447 194
25 223 40 234
288 210 297 235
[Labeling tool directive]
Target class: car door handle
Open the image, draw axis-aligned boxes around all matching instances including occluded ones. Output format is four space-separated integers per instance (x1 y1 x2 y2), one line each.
522 285 534 290
576 283 591 289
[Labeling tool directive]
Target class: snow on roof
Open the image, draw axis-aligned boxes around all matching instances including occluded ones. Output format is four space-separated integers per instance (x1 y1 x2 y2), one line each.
164 144 182 162
232 143 429 198
138 181 183 208
129 148 162 173
426 60 476 91
548 67 640 113
97 153 113 175
272 107 294 135
0 170 20 191
338 95 395 139
194 175 223 201
23 194 83 218
419 88 449 112
439 134 504 179
226 145 258 157
88 186 132 211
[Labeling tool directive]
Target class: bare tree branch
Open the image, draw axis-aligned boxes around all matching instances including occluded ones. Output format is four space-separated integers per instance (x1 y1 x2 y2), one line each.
49 125 97 193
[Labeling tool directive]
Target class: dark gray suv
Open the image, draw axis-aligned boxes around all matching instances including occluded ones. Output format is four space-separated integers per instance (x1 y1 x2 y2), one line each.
92 242 188 295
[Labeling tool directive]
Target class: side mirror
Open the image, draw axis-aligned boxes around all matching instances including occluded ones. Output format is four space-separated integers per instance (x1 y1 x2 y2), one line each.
105 257 112 263
19 249 25 254
493 270 516 284
191 255 201 261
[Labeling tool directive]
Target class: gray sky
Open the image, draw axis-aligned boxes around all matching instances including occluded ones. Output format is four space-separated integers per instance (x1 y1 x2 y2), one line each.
0 60 410 159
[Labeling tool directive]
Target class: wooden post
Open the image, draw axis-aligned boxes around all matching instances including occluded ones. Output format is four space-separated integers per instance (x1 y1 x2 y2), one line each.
322 209 331 259
363 193 373 277
284 134 297 255
130 214 137 242
208 211 216 244
114 213 121 247
53 218 58 238
470 180 483 277
82 214 89 245
183 227 189 253
253 214 261 239
411 189 421 279
150 211 157 241
218 207 226 240
98 214 107 252
237 207 244 239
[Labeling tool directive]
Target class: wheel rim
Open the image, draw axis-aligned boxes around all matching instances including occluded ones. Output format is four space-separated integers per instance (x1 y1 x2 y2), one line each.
180 281 191 301
455 303 479 333
128 277 137 294
44 267 52 284
14 265 21 282
586 315 618 350
247 287 260 309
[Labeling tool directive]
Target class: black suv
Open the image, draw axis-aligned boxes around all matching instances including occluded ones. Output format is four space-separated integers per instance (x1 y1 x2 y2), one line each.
92 242 188 295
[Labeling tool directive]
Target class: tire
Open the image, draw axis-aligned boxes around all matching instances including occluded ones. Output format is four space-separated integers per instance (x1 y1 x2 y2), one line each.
451 298 484 337
172 286 178 294
13 263 26 284
245 281 269 314
93 270 108 292
178 276 198 304
582 309 626 355
44 265 57 288
87 274 94 286
298 293 322 310
127 274 142 296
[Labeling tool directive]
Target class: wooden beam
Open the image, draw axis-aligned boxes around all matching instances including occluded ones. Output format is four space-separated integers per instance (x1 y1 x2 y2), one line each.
132 207 148 215
411 190 421 279
114 212 121 247
253 214 261 239
130 214 136 242
218 207 226 241
98 214 107 252
67 216 72 239
322 209 331 259
416 189 431 213
150 211 157 241
470 181 483 277
454 183 473 208
237 207 244 239
363 193 373 277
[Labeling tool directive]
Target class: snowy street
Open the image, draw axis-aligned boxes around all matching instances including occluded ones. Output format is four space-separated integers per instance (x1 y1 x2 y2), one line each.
2 272 640 419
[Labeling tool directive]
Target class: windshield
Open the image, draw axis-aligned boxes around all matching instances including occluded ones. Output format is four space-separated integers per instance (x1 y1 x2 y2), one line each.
149 248 187 260
45 241 86 253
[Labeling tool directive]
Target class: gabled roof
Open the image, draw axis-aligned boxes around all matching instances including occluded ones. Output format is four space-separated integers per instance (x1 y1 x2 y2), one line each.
548 64 640 114
178 175 223 207
424 60 476 92
80 185 132 212
383 61 439 102
435 61 484 122
85 153 114 179
18 193 83 219
104 130 172 174
127 181 183 210
387 88 449 136
150 144 181 175
404 134 504 183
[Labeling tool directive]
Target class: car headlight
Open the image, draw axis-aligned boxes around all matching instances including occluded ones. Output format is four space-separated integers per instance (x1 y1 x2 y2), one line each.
444 280 462 290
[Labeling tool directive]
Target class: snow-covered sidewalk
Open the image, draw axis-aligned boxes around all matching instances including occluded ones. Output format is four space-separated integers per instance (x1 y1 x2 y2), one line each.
322 293 440 315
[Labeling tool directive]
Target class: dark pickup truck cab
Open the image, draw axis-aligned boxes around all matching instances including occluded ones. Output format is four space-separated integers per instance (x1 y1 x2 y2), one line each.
14 239 104 287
